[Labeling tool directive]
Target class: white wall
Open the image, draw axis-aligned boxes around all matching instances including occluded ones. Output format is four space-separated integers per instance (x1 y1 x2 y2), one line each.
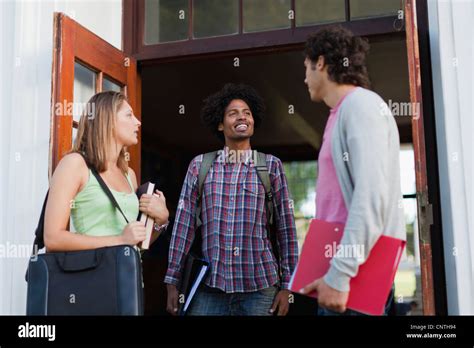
0 0 122 315
428 0 474 315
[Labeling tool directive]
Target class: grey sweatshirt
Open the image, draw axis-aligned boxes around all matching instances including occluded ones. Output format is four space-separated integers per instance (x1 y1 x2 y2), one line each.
323 87 407 292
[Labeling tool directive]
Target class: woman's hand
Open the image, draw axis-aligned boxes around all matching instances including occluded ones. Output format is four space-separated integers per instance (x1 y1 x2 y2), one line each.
120 221 146 246
139 189 169 225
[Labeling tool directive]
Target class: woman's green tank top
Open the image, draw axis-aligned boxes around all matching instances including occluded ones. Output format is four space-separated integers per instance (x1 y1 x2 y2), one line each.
70 169 139 236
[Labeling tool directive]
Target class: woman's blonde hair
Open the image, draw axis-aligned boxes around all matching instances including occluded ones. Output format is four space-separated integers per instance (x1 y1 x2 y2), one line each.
71 91 129 173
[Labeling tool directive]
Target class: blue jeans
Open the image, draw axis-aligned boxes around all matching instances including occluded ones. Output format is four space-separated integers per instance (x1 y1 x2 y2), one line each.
317 286 395 316
187 284 278 316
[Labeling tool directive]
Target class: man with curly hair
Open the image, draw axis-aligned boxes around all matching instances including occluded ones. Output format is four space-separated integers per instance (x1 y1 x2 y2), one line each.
299 26 406 315
165 83 299 316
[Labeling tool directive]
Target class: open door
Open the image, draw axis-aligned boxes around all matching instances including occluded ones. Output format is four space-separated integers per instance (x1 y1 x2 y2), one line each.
405 0 436 315
49 12 141 179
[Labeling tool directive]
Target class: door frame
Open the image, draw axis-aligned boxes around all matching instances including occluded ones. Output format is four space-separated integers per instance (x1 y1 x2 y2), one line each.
122 0 447 315
405 0 448 315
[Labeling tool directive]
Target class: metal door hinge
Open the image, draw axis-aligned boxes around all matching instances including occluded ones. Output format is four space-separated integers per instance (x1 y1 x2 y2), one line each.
417 191 433 244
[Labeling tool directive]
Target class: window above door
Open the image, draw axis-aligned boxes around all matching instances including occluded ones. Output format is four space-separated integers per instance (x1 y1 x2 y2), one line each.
123 0 404 60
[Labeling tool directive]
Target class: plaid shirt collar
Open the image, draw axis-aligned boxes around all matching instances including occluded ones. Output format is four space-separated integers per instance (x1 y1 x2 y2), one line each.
218 146 257 166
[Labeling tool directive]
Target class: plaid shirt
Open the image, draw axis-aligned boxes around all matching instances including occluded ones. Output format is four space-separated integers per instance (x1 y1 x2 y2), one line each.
164 150 299 293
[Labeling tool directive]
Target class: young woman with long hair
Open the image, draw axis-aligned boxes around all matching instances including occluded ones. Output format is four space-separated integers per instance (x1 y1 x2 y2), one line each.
44 91 168 251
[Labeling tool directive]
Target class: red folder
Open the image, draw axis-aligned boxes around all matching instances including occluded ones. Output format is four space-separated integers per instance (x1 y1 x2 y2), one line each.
290 219 405 315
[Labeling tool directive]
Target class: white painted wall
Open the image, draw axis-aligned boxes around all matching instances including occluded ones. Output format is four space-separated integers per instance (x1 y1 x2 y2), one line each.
0 0 122 315
428 0 474 315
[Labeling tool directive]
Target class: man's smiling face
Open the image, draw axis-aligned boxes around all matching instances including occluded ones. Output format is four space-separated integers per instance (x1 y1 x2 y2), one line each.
218 99 255 142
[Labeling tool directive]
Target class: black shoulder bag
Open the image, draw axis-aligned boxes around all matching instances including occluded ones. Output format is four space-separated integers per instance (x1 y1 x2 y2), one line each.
25 158 144 315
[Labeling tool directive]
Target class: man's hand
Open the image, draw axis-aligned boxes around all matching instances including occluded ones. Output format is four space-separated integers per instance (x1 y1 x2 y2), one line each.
166 284 179 316
269 289 291 316
300 278 349 313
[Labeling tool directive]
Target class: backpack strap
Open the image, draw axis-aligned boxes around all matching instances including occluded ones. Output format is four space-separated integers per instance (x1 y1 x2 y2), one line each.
255 152 274 228
31 191 49 253
255 152 281 278
195 151 218 228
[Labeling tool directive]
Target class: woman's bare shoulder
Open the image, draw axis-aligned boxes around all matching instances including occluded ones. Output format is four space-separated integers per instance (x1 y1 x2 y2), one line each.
52 152 89 191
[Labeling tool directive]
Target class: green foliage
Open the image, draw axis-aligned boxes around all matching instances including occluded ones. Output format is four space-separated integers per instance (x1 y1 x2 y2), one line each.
283 161 316 217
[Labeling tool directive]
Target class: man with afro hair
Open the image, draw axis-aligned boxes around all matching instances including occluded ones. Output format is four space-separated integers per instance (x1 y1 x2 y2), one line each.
165 83 298 316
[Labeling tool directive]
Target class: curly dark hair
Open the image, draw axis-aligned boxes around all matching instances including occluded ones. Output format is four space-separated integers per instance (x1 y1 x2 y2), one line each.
200 83 265 142
304 25 371 88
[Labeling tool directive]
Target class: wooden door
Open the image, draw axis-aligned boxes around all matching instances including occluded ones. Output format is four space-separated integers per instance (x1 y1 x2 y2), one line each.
49 12 141 180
